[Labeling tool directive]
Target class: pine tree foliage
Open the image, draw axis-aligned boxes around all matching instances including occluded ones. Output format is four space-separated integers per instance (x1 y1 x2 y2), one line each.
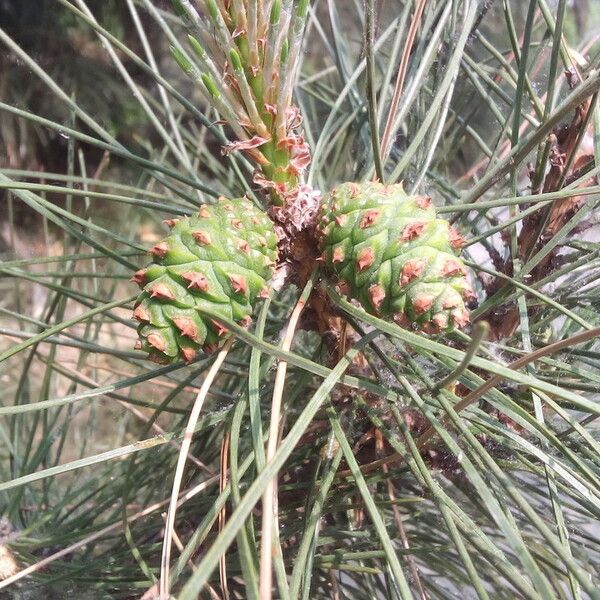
0 1 599 599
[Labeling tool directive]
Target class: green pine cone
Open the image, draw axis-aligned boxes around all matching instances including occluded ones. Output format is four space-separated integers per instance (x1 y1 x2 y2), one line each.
132 197 277 363
317 182 474 333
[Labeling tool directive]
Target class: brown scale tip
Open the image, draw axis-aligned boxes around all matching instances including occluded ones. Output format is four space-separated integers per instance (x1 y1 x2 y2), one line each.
181 272 209 293
332 247 345 263
400 259 426 286
199 206 210 219
356 247 375 272
211 320 229 337
259 287 270 299
172 316 199 341
393 313 411 328
238 240 251 253
147 332 167 352
150 241 169 258
319 224 332 239
359 210 380 229
130 268 147 288
232 219 243 229
133 304 151 322
192 231 212 245
401 222 426 242
449 227 466 250
452 308 470 328
203 343 219 354
442 259 467 277
257 235 267 247
251 216 260 225
415 196 432 209
239 315 252 328
134 340 143 350
163 218 180 229
223 203 234 212
180 346 197 364
228 274 248 295
368 284 385 311
412 295 435 315
150 282 176 301
334 214 348 227
348 182 360 198
462 285 477 303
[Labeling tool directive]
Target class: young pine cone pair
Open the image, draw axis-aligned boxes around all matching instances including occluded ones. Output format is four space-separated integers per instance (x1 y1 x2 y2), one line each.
132 183 474 364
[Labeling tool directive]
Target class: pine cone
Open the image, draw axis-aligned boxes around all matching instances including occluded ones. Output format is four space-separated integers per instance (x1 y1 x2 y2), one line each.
318 182 474 333
132 197 277 363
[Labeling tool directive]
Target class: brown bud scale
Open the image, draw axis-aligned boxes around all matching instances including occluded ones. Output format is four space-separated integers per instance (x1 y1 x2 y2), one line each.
401 222 426 242
356 247 375 272
131 269 147 287
401 259 426 286
150 283 176 301
172 316 199 341
228 274 248 295
359 210 380 229
150 242 169 258
181 272 209 293
192 231 212 245
147 332 167 352
368 284 385 311
412 295 434 315
332 247 344 263
133 304 151 322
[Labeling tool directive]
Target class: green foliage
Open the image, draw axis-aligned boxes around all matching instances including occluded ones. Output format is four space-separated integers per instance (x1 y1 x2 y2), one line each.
0 1 599 599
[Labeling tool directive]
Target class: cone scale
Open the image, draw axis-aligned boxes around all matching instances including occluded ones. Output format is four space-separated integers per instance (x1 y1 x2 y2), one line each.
132 197 277 363
317 182 474 333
